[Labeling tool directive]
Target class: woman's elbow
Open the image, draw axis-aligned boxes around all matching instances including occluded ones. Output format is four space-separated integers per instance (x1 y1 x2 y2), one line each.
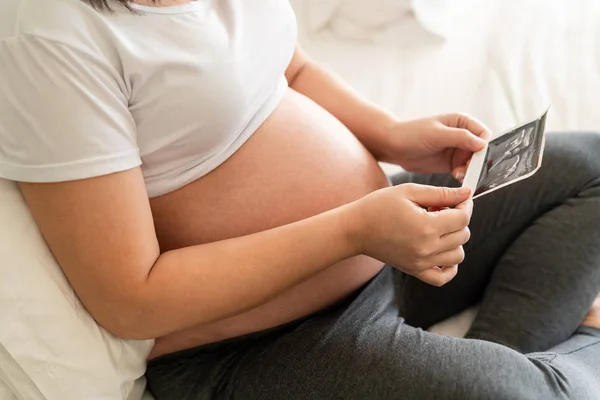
89 299 158 340
101 318 155 341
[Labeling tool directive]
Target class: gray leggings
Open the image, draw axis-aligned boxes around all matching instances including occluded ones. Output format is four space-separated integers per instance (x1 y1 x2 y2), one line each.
146 133 600 400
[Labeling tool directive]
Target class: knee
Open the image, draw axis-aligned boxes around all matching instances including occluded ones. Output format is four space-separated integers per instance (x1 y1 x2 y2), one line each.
447 376 535 400
543 132 600 186
449 373 555 400
546 132 600 167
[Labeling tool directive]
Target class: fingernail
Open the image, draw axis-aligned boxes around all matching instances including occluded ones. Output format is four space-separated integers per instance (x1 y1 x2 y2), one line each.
457 187 471 195
455 171 465 181
471 137 486 149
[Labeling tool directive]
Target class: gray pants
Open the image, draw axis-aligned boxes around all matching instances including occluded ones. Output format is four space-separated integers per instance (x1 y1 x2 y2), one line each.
147 133 600 400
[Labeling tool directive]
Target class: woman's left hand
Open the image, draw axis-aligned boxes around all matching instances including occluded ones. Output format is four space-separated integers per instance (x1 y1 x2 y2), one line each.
382 113 491 181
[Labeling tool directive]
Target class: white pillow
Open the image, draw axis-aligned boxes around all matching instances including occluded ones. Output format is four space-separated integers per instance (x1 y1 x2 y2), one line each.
0 382 18 400
0 342 45 399
296 0 461 44
0 179 153 399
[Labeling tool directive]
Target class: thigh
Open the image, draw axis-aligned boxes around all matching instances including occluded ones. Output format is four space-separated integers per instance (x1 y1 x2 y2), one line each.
229 268 600 400
391 132 600 329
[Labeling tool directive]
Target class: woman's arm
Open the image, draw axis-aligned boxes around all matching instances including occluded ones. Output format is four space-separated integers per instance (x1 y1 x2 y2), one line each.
285 44 397 160
20 167 471 341
284 45 490 177
20 168 356 340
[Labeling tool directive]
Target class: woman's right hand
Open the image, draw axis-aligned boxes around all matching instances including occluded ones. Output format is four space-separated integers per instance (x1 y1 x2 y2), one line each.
347 184 473 287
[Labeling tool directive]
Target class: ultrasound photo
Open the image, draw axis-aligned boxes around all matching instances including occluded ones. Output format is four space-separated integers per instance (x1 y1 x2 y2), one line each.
474 110 548 196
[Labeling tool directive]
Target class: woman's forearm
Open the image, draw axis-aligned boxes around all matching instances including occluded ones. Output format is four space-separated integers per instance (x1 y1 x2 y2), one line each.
20 169 361 342
122 204 357 340
288 47 397 160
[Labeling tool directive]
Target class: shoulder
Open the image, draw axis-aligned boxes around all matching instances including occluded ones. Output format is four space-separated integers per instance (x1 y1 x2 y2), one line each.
1 0 127 62
0 0 135 97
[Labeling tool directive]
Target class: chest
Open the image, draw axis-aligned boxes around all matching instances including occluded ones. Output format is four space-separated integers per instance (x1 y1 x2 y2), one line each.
112 0 297 155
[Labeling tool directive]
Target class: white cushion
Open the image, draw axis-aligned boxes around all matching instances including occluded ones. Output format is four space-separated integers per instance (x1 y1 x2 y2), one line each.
291 0 460 44
0 179 153 399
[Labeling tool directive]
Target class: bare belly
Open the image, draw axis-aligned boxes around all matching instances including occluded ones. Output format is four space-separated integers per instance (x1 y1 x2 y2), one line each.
148 89 390 358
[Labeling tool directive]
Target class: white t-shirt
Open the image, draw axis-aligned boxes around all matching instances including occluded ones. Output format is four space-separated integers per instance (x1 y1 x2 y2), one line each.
0 0 297 197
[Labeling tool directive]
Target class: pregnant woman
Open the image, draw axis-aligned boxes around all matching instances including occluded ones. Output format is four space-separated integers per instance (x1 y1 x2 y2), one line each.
1 0 599 399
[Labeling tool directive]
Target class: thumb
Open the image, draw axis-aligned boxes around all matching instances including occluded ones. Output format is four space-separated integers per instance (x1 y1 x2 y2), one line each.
405 184 472 208
445 128 487 152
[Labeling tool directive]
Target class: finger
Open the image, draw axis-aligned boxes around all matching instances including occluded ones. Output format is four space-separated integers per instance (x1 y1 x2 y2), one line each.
405 184 472 208
446 127 487 152
453 159 471 181
452 151 472 175
452 166 467 182
416 265 459 287
439 227 471 252
428 206 449 212
429 246 466 267
442 113 491 155
445 113 492 141
433 207 471 233
455 199 474 217
452 150 474 176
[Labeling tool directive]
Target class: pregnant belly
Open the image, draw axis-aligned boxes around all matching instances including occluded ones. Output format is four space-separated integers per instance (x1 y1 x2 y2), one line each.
148 89 390 358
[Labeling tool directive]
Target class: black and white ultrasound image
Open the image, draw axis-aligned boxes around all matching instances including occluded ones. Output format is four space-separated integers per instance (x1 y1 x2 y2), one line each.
474 112 547 196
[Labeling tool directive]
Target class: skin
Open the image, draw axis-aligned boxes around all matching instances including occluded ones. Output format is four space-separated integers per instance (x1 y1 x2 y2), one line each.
19 0 599 361
583 295 600 328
